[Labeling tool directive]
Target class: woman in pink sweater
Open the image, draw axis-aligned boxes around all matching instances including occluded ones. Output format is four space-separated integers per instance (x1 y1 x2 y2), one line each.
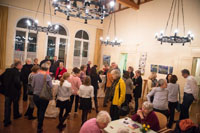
68 67 82 114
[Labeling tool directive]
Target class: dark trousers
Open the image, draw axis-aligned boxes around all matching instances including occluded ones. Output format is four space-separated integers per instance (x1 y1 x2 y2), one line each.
179 93 194 120
94 89 98 112
23 83 28 101
58 100 70 125
33 95 49 130
110 104 120 121
154 108 169 118
81 110 89 125
4 96 20 124
168 101 178 128
70 95 79 112
134 97 139 112
103 87 111 106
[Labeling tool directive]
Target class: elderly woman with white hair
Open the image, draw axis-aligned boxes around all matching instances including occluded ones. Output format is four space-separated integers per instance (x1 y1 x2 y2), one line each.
110 69 126 120
132 101 160 131
21 58 33 101
147 79 169 118
80 111 111 133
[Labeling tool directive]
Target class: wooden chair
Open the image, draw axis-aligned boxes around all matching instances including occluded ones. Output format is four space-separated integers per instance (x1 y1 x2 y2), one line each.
155 112 173 133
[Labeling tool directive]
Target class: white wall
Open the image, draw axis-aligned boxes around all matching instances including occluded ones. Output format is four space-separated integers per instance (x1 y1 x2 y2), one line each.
101 0 200 96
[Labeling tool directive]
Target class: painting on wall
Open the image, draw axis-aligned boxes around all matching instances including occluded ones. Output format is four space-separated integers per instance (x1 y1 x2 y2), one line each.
169 66 173 74
151 64 158 72
103 55 111 66
158 65 168 75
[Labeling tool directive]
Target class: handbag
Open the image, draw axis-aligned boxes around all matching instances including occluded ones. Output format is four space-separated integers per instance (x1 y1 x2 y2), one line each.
176 85 181 112
40 74 53 100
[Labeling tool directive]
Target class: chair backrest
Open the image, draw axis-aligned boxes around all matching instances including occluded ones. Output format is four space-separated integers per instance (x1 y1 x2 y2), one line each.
155 112 167 129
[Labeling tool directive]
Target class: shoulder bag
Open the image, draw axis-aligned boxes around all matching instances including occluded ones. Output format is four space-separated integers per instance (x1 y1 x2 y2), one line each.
40 74 53 100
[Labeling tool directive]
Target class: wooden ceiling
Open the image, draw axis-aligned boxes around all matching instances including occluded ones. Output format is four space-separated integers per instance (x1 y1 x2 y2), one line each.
113 0 153 13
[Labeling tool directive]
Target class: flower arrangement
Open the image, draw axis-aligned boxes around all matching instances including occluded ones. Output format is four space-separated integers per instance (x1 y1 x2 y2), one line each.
140 124 150 133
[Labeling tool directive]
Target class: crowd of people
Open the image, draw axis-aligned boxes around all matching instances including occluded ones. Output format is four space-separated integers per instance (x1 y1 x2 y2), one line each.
0 55 199 133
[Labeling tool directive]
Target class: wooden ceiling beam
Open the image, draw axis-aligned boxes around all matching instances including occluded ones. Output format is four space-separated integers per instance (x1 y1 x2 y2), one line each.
116 0 139 10
111 7 129 14
140 0 153 5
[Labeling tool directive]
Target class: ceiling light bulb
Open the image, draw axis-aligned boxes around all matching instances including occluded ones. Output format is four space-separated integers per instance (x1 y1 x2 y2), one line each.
53 0 57 2
100 37 103 40
187 31 192 35
160 30 164 34
47 21 51 26
106 36 110 40
114 37 118 41
109 1 115 7
35 20 39 24
174 29 178 34
67 4 71 9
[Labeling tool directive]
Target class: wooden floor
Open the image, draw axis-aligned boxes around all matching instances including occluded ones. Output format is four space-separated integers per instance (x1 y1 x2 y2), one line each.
0 94 199 133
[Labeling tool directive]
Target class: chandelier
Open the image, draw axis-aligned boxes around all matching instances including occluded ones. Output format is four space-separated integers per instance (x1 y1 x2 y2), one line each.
100 13 122 46
52 0 115 24
26 0 59 34
155 0 194 46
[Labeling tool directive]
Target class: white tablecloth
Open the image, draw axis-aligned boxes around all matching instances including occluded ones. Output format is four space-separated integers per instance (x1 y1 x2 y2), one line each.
45 80 60 118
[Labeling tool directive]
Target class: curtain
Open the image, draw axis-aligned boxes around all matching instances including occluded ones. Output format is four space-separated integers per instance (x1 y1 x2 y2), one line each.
0 5 8 69
119 53 128 75
93 29 103 67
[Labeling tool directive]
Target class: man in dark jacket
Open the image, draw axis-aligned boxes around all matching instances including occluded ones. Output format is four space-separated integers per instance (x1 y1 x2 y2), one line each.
86 61 92 75
21 58 33 101
133 70 143 113
3 61 23 127
50 56 59 77
39 56 50 67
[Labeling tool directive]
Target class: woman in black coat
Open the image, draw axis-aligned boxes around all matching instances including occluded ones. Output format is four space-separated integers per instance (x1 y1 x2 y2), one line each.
133 70 143 113
90 65 102 113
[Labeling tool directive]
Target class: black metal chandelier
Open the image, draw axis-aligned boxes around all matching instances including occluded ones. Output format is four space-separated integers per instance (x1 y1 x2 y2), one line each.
52 0 115 24
100 13 122 46
155 0 194 46
26 0 59 34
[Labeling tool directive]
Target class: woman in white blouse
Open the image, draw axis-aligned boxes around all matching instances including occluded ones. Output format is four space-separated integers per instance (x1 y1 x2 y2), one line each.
167 75 180 128
79 76 94 125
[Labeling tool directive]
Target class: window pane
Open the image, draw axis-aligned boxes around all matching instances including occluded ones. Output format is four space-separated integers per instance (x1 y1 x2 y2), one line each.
74 50 80 56
83 31 89 40
74 40 81 49
27 33 37 52
15 31 26 51
58 25 67 36
75 30 82 39
47 36 56 59
16 18 34 29
58 38 66 61
82 51 88 57
83 42 88 50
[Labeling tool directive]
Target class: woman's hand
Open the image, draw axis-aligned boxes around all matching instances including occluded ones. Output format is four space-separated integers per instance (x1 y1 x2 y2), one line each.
137 109 144 119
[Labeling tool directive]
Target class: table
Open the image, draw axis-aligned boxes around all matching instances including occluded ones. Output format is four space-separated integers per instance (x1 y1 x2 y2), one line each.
45 80 60 118
104 118 157 133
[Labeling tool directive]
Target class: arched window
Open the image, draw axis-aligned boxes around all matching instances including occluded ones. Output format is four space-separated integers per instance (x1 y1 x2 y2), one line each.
46 24 68 62
14 18 37 63
73 30 89 67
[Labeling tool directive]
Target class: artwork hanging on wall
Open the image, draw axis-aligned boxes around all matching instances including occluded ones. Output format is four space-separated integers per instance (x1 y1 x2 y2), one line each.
151 64 158 72
169 66 173 74
103 55 111 66
158 65 168 75
139 52 147 74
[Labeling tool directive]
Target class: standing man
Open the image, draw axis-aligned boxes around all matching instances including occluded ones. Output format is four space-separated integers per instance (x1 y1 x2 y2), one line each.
86 61 91 76
180 69 198 120
21 58 33 101
2 61 23 127
133 70 143 113
50 56 59 77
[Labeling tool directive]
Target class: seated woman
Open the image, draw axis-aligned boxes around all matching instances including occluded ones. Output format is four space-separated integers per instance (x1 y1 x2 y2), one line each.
132 101 160 131
55 62 67 80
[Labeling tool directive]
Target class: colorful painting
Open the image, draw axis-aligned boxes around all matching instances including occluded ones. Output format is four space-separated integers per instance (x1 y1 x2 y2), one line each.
103 55 111 66
151 64 158 72
158 65 168 75
169 66 173 74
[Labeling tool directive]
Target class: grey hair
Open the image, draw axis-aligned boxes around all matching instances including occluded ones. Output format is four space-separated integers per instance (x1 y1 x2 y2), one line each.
143 101 153 112
41 62 50 71
96 111 111 124
136 70 141 75
26 58 32 63
111 69 121 78
157 79 166 87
